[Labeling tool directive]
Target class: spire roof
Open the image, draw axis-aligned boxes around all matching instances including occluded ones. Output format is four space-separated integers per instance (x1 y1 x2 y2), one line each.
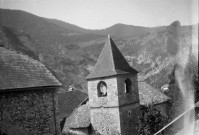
86 36 138 80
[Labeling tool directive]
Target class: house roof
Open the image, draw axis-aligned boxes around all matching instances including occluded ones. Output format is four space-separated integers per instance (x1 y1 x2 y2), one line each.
139 81 170 105
58 91 88 119
63 101 90 130
62 82 170 131
0 47 61 90
86 36 138 80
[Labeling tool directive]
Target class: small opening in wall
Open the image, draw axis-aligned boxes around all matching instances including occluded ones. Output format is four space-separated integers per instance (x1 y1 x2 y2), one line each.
125 79 132 94
128 110 132 117
97 81 107 97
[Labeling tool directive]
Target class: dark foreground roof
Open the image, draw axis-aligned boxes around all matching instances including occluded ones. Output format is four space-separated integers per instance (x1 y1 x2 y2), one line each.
0 47 61 90
63 102 90 131
139 82 170 105
86 36 138 80
58 91 88 119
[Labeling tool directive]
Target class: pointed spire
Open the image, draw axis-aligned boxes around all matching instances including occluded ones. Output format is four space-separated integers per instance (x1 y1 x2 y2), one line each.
86 36 138 80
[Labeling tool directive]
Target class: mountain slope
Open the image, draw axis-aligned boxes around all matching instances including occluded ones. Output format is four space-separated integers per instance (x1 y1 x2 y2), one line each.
47 19 90 33
0 9 197 92
47 19 152 37
0 25 37 59
81 21 197 88
92 23 151 37
0 9 103 91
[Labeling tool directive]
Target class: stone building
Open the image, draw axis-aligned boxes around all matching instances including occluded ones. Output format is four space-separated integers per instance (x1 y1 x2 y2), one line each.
63 36 139 135
0 46 61 135
62 36 170 135
86 36 140 135
62 81 170 135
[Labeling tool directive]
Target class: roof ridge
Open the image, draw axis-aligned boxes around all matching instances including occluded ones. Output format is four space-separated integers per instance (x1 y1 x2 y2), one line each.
89 37 108 75
109 37 128 72
108 36 117 71
86 36 138 80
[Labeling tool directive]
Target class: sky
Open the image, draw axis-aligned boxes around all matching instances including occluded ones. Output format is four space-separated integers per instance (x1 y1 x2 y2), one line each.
0 0 198 29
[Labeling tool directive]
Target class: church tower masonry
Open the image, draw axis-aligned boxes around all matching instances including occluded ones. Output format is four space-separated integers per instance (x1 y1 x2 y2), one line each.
86 36 140 135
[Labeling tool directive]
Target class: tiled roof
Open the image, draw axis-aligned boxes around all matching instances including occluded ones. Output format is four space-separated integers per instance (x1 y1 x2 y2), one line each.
0 47 61 90
139 81 170 105
63 101 90 130
86 36 138 80
62 82 170 131
58 91 88 119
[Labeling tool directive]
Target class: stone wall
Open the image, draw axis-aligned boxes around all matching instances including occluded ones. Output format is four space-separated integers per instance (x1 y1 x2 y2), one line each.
117 74 140 135
90 107 121 135
117 74 139 106
0 87 59 135
87 74 139 108
88 74 140 135
88 77 119 108
119 103 140 135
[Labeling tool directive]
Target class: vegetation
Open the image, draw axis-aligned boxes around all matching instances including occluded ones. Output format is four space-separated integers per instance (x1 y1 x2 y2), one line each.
0 9 197 94
138 106 167 135
0 8 198 135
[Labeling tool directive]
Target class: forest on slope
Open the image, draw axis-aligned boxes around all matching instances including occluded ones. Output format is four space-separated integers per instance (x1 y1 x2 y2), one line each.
0 9 198 93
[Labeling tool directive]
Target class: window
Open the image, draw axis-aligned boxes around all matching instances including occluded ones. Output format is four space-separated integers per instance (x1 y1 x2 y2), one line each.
97 81 107 97
128 110 132 117
125 79 132 94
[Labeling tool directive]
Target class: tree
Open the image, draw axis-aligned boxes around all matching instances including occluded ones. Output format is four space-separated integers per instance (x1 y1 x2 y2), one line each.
138 106 167 135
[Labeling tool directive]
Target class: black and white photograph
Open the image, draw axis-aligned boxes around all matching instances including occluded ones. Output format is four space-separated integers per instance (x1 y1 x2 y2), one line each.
0 0 198 135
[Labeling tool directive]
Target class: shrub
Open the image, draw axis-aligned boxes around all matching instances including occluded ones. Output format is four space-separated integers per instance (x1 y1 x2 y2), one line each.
138 106 167 135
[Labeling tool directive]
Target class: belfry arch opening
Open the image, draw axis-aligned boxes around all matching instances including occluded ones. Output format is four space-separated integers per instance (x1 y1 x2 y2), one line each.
97 81 107 97
125 79 132 94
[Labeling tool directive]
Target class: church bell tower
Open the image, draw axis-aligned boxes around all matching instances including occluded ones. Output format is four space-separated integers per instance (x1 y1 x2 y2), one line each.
87 36 140 135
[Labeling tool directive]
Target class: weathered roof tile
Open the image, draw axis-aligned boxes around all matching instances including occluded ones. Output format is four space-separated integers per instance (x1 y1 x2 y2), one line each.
139 81 170 105
0 47 61 90
86 36 138 80
63 102 90 130
58 91 88 119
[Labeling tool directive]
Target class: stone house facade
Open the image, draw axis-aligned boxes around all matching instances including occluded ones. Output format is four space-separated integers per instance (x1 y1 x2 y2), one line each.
0 46 62 135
